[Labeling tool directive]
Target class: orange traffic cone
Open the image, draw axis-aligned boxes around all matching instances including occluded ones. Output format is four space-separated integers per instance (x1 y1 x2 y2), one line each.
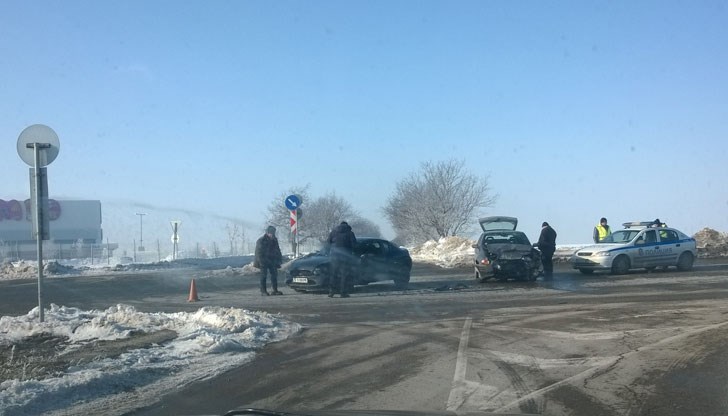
188 279 200 302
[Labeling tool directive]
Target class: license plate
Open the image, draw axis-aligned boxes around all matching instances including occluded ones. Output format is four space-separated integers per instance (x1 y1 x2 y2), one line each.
293 277 308 283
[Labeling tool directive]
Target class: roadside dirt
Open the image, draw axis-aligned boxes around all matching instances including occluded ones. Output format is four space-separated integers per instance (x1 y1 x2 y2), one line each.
0 329 177 383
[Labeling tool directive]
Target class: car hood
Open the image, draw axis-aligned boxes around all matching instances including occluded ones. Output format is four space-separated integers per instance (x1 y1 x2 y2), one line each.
574 243 626 253
287 253 330 271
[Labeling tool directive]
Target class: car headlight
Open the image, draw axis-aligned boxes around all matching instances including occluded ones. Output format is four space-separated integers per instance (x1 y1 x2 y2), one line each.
593 251 612 257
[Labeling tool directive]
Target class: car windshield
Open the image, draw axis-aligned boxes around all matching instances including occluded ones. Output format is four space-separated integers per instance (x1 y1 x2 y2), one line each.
483 232 530 245
601 230 640 244
1 2 723 415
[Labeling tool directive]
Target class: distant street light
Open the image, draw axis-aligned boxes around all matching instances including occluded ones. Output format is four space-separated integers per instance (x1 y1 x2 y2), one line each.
136 213 146 252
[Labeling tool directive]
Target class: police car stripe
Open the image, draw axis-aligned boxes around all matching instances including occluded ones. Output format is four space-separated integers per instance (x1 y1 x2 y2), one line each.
603 239 695 254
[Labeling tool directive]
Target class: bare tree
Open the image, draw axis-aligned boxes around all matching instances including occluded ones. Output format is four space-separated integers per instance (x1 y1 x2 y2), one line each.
226 223 241 256
348 217 382 238
383 159 497 244
305 192 357 243
238 228 247 255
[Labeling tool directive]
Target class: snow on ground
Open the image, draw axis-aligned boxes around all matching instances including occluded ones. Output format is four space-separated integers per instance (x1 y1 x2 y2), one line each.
0 304 300 416
0 256 261 282
409 236 475 268
694 227 728 257
408 236 587 268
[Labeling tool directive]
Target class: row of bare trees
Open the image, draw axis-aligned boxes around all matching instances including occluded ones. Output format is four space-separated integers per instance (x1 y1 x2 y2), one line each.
265 186 382 247
265 159 496 247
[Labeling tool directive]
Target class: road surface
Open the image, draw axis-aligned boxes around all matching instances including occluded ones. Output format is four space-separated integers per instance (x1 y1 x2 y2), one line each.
3 261 728 415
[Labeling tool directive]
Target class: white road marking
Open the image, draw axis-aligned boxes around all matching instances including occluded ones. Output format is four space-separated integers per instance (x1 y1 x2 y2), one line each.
493 320 728 413
485 324 670 340
470 350 617 369
446 317 473 412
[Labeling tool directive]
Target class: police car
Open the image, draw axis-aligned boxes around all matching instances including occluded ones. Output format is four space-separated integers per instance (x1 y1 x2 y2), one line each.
571 221 697 274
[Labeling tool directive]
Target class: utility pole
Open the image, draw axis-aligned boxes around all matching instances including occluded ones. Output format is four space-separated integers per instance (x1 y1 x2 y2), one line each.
136 212 146 252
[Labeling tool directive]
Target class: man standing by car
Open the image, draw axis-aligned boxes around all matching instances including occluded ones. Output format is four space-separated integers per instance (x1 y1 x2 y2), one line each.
593 217 611 243
254 226 283 296
327 221 357 298
538 222 557 281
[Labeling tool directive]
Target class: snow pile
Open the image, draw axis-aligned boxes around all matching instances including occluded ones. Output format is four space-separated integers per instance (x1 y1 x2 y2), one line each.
0 256 258 281
693 227 728 257
410 237 588 268
410 236 474 268
0 261 36 280
0 304 300 415
0 261 76 280
207 263 260 277
239 262 260 275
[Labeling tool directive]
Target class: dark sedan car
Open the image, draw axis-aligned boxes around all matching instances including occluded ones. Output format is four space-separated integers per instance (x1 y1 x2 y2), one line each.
285 237 412 292
473 216 542 282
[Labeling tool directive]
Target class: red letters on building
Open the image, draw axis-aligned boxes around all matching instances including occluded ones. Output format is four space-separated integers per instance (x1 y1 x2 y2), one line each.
0 199 61 221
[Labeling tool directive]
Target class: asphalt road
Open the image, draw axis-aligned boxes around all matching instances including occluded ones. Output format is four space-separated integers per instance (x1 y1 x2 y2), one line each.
3 260 728 416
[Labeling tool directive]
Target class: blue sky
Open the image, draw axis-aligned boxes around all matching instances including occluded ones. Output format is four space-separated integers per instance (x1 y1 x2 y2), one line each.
1 1 727 245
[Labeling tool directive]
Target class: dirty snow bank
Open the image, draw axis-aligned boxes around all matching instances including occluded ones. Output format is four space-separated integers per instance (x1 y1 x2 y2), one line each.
0 304 300 416
409 237 474 268
0 261 77 280
0 256 261 281
693 228 728 257
409 237 586 268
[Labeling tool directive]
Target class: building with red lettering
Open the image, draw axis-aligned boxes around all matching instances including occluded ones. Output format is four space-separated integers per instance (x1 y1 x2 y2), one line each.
0 199 117 260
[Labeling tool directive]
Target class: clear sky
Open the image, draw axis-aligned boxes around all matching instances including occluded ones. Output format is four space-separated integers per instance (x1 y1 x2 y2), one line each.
2 1 727 244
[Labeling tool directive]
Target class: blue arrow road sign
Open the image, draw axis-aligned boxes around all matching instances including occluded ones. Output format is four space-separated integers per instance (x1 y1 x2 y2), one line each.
285 194 301 211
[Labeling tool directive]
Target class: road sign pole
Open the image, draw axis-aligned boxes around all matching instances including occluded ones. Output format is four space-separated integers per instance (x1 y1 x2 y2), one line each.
17 126 60 323
284 195 303 258
295 211 300 258
32 143 45 323
290 210 298 257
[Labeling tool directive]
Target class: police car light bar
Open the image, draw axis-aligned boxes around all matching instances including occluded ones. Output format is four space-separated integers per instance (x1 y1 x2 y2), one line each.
622 221 654 229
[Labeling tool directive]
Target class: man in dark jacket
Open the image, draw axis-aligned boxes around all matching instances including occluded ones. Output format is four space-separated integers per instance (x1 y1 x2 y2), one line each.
327 221 357 298
538 222 557 281
254 226 283 296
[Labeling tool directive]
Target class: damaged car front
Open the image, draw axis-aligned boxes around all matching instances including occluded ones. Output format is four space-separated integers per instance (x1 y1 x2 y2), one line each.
473 216 542 282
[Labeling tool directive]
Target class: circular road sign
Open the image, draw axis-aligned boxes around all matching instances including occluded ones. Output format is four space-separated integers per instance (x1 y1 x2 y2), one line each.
285 194 301 211
17 124 60 167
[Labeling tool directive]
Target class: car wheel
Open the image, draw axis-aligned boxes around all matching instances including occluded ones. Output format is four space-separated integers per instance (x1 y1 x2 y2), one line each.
579 268 594 275
677 252 694 271
525 267 539 282
394 268 410 289
611 255 630 275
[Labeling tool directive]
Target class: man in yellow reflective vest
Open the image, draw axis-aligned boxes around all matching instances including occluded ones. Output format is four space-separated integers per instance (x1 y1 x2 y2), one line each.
593 217 611 243
652 218 668 239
